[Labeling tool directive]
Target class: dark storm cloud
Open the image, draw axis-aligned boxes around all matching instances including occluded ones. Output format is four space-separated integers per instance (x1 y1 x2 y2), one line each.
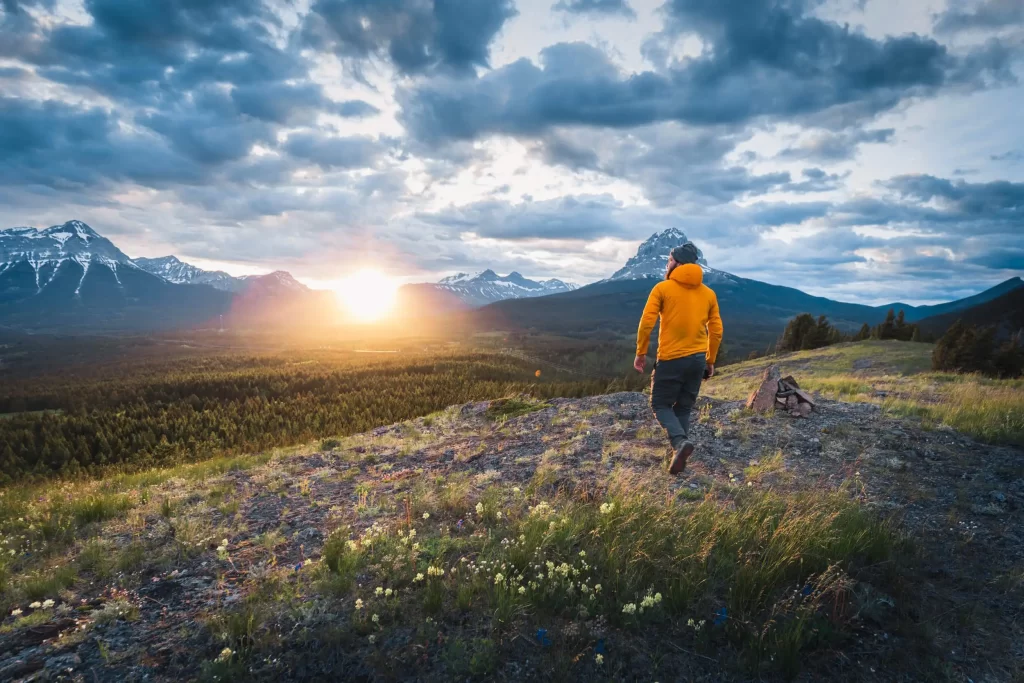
884 174 1024 217
934 0 1024 34
400 0 1011 144
779 128 895 162
554 0 636 19
0 96 203 188
301 0 517 75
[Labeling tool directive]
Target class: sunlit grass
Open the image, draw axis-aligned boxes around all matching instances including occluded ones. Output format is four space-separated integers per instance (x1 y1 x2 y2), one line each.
883 378 1024 445
704 341 1024 444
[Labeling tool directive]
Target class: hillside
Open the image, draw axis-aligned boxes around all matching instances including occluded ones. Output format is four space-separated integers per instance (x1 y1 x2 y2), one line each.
0 342 1021 681
916 286 1024 340
704 340 1023 444
476 276 1023 361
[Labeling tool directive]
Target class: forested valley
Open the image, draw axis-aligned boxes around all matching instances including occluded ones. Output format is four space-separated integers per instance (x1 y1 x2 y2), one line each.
0 334 644 484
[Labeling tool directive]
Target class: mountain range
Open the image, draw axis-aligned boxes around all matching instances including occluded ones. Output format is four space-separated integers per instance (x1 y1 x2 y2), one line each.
0 221 323 332
476 229 1023 359
1 222 1020 350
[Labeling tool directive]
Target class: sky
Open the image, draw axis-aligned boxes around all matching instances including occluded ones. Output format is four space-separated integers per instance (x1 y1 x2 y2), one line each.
1 0 1022 305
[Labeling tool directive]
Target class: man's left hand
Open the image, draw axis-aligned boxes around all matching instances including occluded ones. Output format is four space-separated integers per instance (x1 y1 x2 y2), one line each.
633 355 646 373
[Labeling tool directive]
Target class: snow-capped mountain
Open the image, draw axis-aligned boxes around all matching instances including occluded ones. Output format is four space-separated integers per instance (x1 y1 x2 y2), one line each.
0 220 138 293
607 228 736 285
435 269 577 306
0 220 143 298
134 256 243 292
0 220 232 330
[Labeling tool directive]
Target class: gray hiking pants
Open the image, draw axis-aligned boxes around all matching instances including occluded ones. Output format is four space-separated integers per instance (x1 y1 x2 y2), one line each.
650 352 705 450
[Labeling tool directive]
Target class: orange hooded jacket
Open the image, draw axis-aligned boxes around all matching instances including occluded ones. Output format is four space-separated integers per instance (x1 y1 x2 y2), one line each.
636 263 724 363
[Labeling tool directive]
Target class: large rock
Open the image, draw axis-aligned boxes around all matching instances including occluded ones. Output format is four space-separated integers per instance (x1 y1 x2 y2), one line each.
746 365 781 414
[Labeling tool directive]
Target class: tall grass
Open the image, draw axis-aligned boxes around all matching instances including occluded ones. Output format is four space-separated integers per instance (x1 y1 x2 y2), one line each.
346 479 906 678
884 379 1024 445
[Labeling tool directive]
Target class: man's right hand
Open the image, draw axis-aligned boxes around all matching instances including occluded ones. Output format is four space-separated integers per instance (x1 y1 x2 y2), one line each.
633 355 646 373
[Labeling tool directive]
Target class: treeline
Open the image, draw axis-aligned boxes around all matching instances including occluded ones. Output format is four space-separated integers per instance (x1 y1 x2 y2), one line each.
932 321 1023 378
767 308 921 355
0 351 644 485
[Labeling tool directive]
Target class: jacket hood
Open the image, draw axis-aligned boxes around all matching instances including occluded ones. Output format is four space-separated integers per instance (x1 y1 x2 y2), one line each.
669 263 704 287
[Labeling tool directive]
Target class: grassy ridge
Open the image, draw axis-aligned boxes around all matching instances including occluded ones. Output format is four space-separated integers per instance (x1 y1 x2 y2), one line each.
703 340 1024 445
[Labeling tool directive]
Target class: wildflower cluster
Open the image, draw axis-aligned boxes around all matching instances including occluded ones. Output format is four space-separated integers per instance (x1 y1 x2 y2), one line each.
622 591 662 617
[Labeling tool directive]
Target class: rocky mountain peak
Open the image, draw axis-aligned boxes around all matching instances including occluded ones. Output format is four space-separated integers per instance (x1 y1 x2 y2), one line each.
605 228 740 285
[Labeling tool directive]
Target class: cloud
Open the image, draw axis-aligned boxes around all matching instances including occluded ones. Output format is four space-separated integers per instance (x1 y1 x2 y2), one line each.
934 0 1024 34
554 0 636 19
230 83 363 125
301 0 517 75
779 128 895 162
884 174 1024 219
283 133 388 170
401 2 1012 145
991 150 1023 161
0 96 206 188
419 194 650 241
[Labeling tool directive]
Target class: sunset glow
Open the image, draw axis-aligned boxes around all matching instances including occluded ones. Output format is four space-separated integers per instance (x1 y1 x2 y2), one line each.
335 269 398 323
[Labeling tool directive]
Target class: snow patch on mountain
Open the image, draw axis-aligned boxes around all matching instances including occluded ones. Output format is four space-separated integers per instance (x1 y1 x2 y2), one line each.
134 255 243 292
0 220 137 295
432 270 577 306
607 228 737 285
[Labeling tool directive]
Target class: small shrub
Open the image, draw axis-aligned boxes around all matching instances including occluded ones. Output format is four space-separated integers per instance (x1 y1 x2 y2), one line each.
438 475 471 516
116 542 147 573
92 599 140 625
70 494 134 527
321 529 362 593
22 565 78 600
485 397 545 421
78 539 112 577
321 438 342 451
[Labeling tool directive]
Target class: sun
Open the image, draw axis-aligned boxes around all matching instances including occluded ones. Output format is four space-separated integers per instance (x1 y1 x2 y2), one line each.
335 269 398 323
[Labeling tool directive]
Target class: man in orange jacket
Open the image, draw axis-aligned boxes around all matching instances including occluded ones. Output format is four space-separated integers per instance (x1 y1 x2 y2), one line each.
634 242 724 475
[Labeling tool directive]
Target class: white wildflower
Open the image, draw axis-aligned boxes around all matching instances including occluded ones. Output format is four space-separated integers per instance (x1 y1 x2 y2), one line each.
355 599 364 610
422 512 430 520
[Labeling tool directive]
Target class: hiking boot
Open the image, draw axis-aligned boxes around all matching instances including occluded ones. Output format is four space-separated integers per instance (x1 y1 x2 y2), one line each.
669 442 694 475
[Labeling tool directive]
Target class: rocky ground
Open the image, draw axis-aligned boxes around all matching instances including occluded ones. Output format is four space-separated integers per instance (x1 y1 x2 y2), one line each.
1 391 1022 682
